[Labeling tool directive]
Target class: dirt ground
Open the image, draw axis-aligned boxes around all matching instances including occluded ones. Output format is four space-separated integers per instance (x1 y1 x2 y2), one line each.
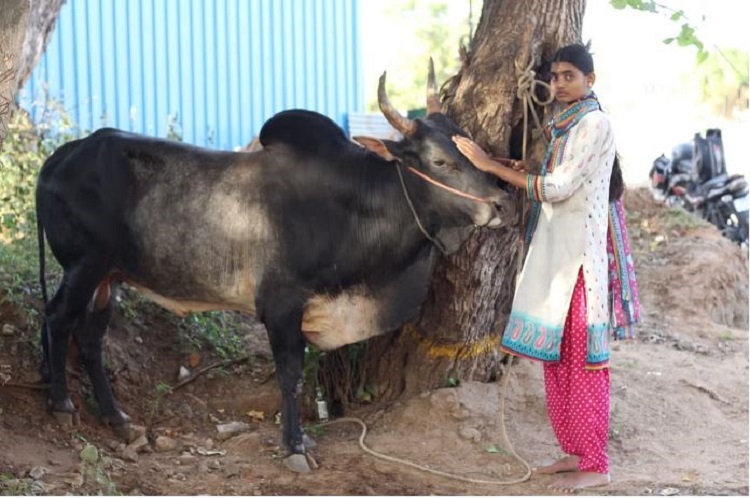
0 187 748 496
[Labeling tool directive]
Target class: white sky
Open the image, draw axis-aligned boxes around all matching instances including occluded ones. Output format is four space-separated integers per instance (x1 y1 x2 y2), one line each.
583 0 749 181
361 0 749 183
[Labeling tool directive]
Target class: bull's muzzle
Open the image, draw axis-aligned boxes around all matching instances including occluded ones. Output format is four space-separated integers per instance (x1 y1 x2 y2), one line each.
484 193 516 228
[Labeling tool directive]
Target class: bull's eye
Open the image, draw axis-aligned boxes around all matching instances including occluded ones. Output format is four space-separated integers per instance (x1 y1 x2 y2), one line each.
433 159 457 170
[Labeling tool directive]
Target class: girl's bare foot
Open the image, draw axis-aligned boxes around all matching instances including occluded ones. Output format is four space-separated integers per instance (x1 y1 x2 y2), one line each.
534 455 580 474
549 471 610 491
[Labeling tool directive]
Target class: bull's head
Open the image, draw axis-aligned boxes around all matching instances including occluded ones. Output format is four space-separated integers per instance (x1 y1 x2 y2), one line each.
354 60 514 253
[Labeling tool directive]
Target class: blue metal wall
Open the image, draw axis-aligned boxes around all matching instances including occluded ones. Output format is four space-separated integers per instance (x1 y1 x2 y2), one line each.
22 0 362 150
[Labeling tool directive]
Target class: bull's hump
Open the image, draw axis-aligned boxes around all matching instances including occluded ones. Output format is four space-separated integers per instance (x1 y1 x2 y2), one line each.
259 110 351 155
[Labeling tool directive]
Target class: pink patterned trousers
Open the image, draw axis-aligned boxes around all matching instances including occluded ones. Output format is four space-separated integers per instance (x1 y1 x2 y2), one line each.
543 269 610 474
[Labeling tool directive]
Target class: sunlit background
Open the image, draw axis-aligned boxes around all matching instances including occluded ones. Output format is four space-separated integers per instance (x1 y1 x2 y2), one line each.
360 0 749 186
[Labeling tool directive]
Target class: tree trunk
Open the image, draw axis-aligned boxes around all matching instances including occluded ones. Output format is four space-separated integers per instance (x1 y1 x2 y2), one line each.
0 0 30 150
0 0 64 151
16 0 65 90
327 0 587 407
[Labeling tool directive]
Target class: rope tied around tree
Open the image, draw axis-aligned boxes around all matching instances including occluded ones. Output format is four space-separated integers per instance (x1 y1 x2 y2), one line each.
514 58 555 161
321 57 560 487
511 57 554 280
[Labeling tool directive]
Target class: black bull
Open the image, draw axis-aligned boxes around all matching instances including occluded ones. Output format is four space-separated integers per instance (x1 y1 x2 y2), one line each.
35 73 514 471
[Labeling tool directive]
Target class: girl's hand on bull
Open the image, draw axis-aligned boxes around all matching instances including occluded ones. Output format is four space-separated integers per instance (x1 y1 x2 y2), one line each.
452 136 495 173
509 159 528 172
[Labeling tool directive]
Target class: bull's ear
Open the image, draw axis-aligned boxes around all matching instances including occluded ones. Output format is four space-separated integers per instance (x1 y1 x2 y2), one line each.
352 136 401 162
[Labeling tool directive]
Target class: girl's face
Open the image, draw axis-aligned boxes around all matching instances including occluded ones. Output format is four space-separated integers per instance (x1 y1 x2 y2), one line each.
550 61 595 104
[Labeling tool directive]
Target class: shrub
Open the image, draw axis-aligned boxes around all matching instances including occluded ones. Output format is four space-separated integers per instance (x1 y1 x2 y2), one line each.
0 102 81 242
0 103 247 362
0 102 78 314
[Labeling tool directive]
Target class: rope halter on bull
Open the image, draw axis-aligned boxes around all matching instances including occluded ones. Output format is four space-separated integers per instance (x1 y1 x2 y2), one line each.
377 59 498 255
332 58 553 486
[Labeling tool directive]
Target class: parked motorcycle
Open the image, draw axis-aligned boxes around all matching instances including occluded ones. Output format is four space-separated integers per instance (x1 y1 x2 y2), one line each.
649 129 748 246
649 142 692 207
684 172 749 245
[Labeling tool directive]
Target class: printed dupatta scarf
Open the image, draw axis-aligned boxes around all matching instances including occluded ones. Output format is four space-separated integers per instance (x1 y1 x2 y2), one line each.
522 94 641 341
608 199 640 339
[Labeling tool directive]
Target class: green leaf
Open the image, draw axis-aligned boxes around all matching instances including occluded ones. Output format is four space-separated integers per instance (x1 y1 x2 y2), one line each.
80 444 100 463
610 0 628 10
696 50 709 64
357 386 372 402
2 213 16 229
670 10 685 21
486 445 507 454
663 37 675 45
676 24 696 47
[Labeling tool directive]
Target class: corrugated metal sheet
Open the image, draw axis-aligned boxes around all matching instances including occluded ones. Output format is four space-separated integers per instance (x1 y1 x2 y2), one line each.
347 112 400 140
21 0 362 150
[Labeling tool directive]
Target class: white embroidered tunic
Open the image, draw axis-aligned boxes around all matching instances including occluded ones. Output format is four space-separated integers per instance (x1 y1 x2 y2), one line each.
500 108 616 367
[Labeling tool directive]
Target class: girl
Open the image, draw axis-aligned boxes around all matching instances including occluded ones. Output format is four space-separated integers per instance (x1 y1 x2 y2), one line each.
453 44 639 491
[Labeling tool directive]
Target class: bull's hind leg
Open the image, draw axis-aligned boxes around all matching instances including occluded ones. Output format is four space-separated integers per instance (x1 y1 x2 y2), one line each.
44 261 108 426
39 318 52 384
73 280 131 438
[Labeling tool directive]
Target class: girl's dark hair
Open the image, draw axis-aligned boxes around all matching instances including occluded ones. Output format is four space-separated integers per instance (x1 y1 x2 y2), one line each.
552 43 624 201
552 44 594 75
609 154 624 201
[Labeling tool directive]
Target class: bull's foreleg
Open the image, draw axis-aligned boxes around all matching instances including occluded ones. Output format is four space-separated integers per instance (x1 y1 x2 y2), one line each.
74 299 132 437
263 303 312 472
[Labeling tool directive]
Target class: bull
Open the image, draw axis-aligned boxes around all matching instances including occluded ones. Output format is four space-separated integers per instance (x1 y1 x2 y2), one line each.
35 65 513 471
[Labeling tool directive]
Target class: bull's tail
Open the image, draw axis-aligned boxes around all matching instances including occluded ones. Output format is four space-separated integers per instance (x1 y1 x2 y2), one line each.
37 206 48 305
36 139 81 306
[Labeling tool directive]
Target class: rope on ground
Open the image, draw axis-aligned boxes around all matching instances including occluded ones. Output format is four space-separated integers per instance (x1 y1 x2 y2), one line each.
319 57 557 487
322 362 531 486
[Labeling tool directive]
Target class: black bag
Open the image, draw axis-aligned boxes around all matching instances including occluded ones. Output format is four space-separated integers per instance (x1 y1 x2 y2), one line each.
692 128 726 183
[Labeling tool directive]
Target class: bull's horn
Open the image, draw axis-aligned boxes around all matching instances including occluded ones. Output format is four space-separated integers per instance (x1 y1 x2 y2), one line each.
378 72 417 136
426 57 442 115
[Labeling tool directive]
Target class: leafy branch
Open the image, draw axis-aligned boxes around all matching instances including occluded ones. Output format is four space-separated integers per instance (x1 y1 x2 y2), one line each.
609 0 709 63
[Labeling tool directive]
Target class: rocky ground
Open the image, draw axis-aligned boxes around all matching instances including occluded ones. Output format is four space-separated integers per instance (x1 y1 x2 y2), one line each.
0 187 747 495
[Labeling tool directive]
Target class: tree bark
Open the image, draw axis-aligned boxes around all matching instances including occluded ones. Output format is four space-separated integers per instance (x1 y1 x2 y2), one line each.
0 0 30 151
326 0 587 407
0 0 63 151
15 0 65 90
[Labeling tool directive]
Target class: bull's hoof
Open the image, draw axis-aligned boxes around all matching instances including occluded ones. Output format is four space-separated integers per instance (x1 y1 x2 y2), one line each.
48 396 76 413
302 433 317 450
283 453 312 473
101 410 132 428
52 411 79 427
